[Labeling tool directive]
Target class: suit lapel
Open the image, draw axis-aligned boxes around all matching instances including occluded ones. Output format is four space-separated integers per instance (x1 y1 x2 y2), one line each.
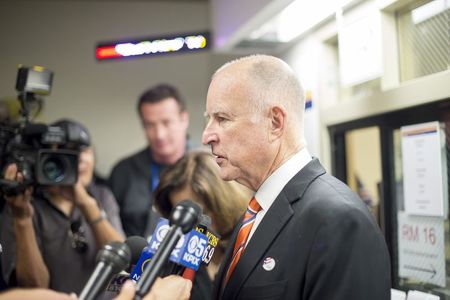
222 192 293 300
218 158 326 300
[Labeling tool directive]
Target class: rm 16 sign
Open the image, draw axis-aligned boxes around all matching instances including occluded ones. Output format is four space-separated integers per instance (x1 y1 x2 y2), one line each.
398 212 446 287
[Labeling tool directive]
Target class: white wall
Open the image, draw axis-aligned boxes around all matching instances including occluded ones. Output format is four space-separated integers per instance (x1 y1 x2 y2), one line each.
281 20 339 168
211 0 293 50
0 0 211 176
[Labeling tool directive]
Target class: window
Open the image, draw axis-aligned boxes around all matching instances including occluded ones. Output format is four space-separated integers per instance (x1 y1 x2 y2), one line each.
397 0 450 81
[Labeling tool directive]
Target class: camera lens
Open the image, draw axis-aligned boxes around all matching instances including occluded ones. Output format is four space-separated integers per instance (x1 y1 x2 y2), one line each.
37 150 78 185
42 156 66 182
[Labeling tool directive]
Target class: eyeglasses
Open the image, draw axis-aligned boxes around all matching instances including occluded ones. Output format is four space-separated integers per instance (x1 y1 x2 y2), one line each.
69 219 88 253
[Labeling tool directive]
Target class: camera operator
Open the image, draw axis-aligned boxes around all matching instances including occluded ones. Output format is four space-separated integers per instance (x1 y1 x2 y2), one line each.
0 119 125 296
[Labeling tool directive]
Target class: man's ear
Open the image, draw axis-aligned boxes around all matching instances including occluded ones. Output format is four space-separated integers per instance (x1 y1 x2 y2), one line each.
268 105 286 141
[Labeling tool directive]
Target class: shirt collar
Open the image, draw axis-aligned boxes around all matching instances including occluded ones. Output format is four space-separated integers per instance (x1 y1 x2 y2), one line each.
255 148 312 212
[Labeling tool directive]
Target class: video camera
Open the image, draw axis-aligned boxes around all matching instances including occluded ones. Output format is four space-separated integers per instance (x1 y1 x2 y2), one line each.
0 66 84 196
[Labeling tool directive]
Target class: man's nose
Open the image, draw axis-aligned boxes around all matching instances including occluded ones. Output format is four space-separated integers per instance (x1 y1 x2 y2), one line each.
202 124 217 145
153 124 166 140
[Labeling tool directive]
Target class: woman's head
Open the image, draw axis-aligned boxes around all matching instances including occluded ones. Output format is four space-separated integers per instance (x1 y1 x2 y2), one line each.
155 151 249 241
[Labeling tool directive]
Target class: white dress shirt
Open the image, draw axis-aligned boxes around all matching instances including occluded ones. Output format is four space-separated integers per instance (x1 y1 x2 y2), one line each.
246 148 312 245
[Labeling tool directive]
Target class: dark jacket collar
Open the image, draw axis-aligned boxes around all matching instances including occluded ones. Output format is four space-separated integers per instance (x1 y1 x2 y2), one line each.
215 158 326 300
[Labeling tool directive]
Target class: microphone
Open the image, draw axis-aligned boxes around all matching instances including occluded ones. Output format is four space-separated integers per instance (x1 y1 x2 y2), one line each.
129 245 153 282
106 236 148 293
130 215 210 282
195 214 220 266
134 200 201 300
130 214 220 283
196 214 211 234
79 241 131 300
181 214 220 282
176 214 212 280
125 236 149 272
165 214 212 277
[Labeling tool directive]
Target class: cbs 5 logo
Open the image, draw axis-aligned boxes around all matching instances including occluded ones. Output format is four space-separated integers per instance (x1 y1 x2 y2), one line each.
187 235 208 257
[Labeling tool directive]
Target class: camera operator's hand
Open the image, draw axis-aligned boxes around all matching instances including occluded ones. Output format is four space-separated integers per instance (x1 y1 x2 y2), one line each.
58 178 97 209
3 163 50 287
59 178 124 247
71 180 96 207
3 164 34 220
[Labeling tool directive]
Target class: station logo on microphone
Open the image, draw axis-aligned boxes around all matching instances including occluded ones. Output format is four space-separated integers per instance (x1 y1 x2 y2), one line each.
150 218 208 270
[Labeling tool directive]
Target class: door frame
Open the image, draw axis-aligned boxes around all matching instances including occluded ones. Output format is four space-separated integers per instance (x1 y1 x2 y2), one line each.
327 98 450 288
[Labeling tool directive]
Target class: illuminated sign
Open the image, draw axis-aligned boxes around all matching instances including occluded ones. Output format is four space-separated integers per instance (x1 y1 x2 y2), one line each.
96 31 209 61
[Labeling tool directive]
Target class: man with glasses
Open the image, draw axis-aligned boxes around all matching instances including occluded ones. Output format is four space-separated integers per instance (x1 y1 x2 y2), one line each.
0 119 124 297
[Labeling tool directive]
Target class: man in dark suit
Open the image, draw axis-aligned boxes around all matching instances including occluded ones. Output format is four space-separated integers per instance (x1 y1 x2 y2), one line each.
202 55 391 299
108 84 190 237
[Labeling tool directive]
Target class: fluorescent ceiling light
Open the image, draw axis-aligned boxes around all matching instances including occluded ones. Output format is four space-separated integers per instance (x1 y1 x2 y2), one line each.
246 0 337 44
277 0 337 42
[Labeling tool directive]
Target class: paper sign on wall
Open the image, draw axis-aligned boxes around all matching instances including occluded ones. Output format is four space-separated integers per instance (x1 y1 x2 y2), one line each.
401 121 446 217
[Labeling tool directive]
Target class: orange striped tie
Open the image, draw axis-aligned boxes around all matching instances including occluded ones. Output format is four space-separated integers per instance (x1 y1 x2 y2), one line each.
225 197 261 284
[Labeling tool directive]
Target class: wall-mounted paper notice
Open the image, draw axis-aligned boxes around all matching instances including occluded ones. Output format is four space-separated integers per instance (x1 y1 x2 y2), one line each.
401 121 446 217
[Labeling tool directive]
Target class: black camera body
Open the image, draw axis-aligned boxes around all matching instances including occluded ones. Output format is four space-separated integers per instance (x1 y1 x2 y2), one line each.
0 66 82 195
1 122 80 186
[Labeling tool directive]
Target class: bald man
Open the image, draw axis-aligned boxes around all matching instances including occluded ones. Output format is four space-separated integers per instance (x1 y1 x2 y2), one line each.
202 55 391 300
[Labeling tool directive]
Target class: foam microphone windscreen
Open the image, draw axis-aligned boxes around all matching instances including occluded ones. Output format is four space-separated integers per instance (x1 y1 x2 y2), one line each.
125 236 148 270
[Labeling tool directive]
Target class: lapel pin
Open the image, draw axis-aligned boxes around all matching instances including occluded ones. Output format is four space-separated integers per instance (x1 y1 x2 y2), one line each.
262 257 275 271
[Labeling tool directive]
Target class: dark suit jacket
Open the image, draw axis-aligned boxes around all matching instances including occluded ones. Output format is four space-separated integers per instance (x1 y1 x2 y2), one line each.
108 147 161 237
214 159 391 300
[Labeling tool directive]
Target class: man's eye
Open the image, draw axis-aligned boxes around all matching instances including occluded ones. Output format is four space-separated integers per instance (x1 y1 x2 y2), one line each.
217 116 226 123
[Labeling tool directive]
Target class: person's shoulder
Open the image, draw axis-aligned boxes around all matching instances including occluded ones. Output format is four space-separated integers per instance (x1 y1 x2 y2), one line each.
118 147 149 164
111 147 150 171
313 173 359 201
294 172 369 218
88 182 114 202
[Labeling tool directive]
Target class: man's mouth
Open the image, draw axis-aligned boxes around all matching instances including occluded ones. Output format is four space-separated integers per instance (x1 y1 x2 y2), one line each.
213 153 226 164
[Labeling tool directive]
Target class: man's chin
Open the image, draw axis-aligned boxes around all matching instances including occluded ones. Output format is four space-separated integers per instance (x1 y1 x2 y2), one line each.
152 148 177 162
219 168 239 182
153 147 172 156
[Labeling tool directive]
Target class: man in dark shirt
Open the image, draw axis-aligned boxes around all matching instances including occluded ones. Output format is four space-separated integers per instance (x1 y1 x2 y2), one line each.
108 84 189 237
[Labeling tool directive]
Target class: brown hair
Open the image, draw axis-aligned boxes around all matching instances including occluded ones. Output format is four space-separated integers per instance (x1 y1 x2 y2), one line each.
137 83 186 117
154 151 249 248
